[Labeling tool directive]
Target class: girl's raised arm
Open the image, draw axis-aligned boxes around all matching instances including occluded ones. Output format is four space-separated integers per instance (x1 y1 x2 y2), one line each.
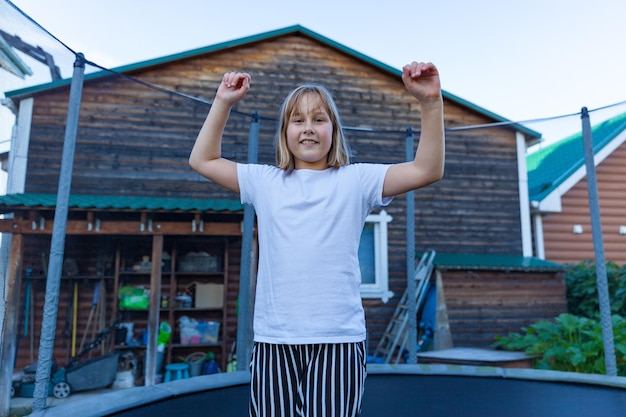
383 62 445 197
189 72 251 193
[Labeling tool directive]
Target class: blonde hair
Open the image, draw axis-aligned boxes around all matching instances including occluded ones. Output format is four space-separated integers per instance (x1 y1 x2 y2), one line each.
275 84 350 171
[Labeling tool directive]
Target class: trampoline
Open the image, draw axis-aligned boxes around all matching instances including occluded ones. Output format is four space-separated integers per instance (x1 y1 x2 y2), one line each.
26 364 626 417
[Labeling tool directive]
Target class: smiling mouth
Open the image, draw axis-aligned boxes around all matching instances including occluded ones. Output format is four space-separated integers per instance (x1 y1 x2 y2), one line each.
299 139 318 145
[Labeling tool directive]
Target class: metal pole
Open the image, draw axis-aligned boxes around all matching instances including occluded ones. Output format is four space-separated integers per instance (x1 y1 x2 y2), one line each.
405 127 417 364
32 53 85 411
580 106 617 376
237 111 259 371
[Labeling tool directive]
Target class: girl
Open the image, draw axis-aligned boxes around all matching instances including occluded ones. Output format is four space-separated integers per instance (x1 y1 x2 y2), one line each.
189 61 444 417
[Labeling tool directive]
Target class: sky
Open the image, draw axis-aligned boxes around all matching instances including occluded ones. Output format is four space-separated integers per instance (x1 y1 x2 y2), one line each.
2 0 626 147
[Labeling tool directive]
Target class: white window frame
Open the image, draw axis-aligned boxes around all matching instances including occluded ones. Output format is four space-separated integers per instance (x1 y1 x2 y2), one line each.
359 209 393 303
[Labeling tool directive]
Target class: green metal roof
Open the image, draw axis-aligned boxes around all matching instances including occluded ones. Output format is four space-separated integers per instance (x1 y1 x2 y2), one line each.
4 25 540 139
527 111 626 202
434 252 563 271
0 193 243 213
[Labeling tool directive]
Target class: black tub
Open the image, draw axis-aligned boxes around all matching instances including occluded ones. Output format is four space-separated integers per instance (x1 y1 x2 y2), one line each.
27 364 626 417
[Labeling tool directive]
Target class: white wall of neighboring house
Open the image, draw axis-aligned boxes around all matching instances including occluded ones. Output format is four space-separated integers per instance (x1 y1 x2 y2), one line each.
1 67 32 195
0 53 46 346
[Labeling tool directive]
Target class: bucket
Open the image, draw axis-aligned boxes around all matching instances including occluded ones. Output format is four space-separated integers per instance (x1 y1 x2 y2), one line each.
142 349 165 375
185 352 206 377
156 350 164 374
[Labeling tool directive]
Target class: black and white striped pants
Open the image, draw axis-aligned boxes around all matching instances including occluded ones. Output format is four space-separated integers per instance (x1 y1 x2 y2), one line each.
249 341 367 417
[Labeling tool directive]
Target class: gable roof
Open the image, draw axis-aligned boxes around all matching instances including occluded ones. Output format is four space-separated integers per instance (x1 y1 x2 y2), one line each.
527 111 626 211
0 193 243 214
4 25 540 139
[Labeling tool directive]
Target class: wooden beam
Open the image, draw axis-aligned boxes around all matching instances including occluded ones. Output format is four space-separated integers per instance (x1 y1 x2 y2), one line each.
0 219 243 236
0 234 23 415
144 235 163 387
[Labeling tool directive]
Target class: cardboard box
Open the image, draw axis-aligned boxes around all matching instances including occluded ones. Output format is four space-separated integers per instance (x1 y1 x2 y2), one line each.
194 283 224 309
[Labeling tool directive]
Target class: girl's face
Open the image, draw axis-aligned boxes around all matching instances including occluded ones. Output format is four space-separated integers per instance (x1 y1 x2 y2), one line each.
286 93 333 170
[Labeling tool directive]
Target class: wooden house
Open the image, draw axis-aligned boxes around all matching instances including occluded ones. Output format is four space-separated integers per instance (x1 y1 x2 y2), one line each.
527 111 626 264
0 25 566 377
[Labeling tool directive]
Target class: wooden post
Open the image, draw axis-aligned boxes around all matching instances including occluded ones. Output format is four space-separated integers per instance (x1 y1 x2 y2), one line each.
0 234 23 417
144 234 163 386
433 270 453 350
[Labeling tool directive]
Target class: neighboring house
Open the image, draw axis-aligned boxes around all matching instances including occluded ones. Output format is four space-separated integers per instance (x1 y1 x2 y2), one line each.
0 25 565 374
0 30 34 79
527 111 626 264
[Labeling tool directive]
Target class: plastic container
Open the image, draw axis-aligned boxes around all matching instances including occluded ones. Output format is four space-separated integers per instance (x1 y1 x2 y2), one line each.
180 327 200 345
197 321 220 344
179 316 200 345
175 294 192 308
119 322 134 345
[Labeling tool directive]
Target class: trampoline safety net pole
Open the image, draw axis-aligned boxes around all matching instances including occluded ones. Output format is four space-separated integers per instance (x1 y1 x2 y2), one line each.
405 127 417 364
32 53 85 411
237 111 259 371
580 106 617 377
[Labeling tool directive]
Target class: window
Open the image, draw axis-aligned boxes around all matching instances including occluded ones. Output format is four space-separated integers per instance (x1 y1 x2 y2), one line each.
359 209 393 302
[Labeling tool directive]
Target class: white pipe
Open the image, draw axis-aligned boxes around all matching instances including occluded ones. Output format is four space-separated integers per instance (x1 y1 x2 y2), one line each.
532 213 545 259
516 131 532 256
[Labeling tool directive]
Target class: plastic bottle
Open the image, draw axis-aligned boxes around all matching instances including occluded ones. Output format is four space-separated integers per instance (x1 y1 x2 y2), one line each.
202 352 221 375
157 321 172 346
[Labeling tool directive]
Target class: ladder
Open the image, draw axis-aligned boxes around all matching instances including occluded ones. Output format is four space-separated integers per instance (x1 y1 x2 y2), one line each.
372 250 436 364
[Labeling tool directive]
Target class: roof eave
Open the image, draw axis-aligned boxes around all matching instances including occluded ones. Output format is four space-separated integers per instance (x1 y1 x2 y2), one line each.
441 89 541 138
0 193 244 214
434 253 563 272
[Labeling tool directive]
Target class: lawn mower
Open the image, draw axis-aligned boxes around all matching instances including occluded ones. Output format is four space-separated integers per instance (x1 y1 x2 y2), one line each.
12 322 119 399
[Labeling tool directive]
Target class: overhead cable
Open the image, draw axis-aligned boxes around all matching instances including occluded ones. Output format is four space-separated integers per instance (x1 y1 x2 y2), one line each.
8 0 626 135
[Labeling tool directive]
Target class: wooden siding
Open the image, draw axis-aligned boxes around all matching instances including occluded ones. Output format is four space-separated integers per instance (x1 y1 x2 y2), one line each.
15 235 118 370
542 142 626 264
439 269 567 347
24 34 524 255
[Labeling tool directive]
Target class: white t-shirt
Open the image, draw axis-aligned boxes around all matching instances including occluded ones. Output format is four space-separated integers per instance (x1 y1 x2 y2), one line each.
237 163 391 344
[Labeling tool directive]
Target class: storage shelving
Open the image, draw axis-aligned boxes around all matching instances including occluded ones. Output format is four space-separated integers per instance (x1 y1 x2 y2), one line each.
113 236 230 372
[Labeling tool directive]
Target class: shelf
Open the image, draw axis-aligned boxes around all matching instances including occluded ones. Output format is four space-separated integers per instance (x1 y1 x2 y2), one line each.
114 344 147 350
30 275 115 280
171 343 221 348
113 236 231 372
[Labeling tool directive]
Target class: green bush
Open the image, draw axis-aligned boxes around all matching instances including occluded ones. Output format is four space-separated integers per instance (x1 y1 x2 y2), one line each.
493 313 626 376
494 261 626 375
565 261 626 318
